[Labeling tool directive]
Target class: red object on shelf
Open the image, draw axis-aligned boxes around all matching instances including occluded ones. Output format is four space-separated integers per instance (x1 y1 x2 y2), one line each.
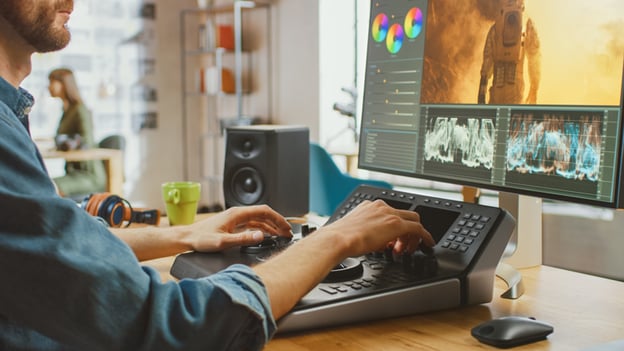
216 25 235 50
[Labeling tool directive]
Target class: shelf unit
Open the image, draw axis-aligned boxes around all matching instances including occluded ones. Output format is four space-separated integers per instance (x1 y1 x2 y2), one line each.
180 1 272 207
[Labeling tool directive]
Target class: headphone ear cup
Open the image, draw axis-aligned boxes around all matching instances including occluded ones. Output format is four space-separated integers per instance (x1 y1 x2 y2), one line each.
123 203 133 223
81 193 159 227
98 194 126 228
83 193 107 216
83 193 99 216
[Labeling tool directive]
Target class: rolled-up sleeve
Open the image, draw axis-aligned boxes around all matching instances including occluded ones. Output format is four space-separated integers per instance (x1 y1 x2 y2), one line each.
143 265 277 350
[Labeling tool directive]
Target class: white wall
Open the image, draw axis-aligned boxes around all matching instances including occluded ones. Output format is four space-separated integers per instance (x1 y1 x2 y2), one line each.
123 0 193 210
271 0 320 140
319 0 358 152
131 0 320 210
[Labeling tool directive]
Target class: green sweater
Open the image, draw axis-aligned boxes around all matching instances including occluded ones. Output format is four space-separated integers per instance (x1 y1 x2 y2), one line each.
54 103 106 197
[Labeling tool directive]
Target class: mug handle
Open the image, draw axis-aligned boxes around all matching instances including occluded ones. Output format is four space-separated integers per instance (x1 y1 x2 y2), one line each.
168 189 181 204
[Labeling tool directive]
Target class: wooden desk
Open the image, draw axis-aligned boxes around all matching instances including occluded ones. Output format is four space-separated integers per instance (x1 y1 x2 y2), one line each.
145 257 624 351
41 148 124 195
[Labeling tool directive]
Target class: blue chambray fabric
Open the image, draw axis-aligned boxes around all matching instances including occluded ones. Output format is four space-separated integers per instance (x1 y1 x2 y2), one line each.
0 76 276 351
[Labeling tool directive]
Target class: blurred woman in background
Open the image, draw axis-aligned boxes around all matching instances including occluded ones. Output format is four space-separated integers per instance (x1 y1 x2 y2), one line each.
49 68 106 199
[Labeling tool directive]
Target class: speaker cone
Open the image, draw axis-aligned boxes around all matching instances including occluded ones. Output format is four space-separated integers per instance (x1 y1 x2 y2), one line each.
231 167 264 205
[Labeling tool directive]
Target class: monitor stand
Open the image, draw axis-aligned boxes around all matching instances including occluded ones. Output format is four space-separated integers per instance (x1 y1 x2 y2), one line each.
496 262 525 299
496 192 543 299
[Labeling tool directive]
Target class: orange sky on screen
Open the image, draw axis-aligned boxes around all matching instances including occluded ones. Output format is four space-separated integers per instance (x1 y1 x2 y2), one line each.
422 0 624 106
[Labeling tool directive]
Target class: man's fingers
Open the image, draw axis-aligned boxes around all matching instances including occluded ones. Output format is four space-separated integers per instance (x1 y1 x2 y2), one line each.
226 205 292 233
220 230 265 249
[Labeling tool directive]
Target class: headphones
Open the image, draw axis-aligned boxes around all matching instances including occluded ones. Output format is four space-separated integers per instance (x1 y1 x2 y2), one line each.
81 192 161 228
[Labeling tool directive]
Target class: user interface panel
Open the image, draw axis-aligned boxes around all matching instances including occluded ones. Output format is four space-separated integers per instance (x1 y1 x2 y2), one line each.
359 0 624 208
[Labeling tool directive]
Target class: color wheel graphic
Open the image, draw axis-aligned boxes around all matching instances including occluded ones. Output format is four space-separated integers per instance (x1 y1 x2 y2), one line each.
372 13 389 42
404 7 423 39
386 23 404 54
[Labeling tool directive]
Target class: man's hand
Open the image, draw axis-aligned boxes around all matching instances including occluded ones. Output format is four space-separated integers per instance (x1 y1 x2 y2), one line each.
253 199 435 319
186 205 293 252
112 204 291 261
321 200 435 258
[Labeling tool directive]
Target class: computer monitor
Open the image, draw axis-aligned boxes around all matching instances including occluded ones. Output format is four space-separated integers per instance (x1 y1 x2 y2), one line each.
358 0 624 209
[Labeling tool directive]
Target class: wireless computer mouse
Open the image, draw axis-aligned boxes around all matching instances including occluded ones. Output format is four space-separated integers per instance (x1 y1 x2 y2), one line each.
471 316 554 348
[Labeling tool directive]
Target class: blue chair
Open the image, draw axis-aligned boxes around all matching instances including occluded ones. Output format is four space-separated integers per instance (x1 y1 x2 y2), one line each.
309 142 392 216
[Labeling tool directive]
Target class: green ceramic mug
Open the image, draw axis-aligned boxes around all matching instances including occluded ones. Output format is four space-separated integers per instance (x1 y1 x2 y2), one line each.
162 181 201 225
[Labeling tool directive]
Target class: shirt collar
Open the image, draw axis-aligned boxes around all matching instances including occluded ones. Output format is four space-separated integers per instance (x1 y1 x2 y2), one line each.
0 75 35 131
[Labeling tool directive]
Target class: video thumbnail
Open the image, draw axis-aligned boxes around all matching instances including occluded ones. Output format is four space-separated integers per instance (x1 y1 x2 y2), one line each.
422 107 497 182
421 0 624 107
506 110 602 182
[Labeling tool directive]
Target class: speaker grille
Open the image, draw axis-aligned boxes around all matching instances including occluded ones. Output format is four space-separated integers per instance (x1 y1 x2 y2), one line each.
232 139 261 159
230 166 264 205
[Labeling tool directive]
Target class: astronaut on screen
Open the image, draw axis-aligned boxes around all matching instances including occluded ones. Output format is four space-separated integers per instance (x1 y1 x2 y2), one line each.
478 0 541 105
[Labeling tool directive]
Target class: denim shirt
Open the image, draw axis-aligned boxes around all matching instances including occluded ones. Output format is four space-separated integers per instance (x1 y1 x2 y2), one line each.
0 76 276 350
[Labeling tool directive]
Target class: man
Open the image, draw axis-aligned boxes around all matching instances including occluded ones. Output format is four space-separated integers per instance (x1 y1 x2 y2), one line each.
0 1 434 350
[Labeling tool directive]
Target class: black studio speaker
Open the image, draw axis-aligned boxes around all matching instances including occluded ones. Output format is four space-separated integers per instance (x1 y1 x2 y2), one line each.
223 125 309 217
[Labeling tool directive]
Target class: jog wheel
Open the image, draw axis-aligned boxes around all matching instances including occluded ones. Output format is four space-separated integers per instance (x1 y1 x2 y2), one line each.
240 238 278 254
243 235 293 261
323 257 364 283
241 235 292 254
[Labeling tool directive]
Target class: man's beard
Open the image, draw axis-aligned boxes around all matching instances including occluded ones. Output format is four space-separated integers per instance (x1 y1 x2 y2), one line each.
0 0 72 53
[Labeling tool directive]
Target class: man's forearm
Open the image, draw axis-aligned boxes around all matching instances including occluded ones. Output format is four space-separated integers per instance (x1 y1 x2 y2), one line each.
111 226 193 261
253 227 349 319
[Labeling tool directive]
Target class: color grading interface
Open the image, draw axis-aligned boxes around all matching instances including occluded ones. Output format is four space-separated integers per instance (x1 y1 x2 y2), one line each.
359 0 624 207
